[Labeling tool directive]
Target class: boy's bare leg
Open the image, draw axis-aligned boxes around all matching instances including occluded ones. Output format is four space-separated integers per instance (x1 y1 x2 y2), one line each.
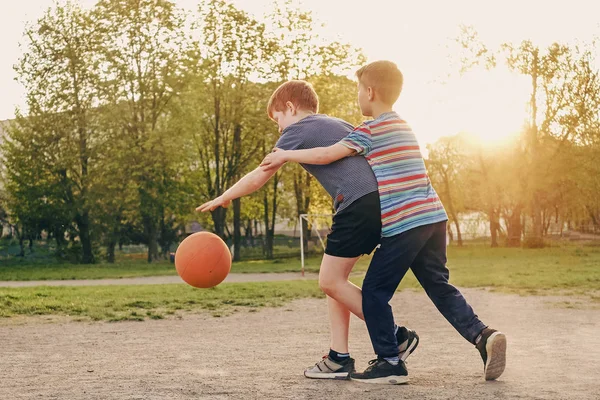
327 296 351 353
306 254 420 380
319 254 364 352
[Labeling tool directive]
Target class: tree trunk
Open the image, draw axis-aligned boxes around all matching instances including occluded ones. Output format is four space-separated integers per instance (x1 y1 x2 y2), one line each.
524 52 544 248
107 240 116 263
447 224 454 244
525 204 544 248
144 216 160 263
77 210 94 264
14 224 25 257
490 209 499 248
453 219 463 247
211 207 227 239
54 227 66 258
245 219 254 247
147 236 159 263
265 231 274 259
263 192 273 259
543 209 552 236
107 215 121 263
262 174 279 259
505 207 522 247
233 197 242 261
589 209 598 227
442 170 462 246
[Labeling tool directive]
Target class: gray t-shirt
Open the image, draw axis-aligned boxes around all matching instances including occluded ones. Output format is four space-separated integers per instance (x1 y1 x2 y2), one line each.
275 114 378 212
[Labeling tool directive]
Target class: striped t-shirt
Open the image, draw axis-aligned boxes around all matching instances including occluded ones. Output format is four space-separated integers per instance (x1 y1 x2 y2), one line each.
340 111 448 237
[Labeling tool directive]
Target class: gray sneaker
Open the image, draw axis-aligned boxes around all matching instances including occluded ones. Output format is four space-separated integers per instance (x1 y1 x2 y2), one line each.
304 355 355 380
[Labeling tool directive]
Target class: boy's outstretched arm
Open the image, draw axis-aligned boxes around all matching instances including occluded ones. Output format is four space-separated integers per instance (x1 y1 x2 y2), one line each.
196 166 279 212
260 143 355 170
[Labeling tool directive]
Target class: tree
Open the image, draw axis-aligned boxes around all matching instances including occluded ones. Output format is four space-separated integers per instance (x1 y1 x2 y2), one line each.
454 26 600 245
94 0 188 262
12 1 103 262
427 136 467 246
2 114 75 257
177 0 274 260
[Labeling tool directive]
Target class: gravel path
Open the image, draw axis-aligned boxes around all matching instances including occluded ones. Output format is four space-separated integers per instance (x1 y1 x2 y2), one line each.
1 288 598 399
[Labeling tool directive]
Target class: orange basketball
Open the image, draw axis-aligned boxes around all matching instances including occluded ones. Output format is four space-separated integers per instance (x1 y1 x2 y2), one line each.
174 232 231 288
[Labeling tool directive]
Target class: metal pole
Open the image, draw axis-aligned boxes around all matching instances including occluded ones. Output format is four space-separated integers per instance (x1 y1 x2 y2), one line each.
299 214 305 277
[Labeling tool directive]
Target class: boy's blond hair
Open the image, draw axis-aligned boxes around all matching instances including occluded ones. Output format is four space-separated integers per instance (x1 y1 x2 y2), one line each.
267 80 319 119
356 61 403 106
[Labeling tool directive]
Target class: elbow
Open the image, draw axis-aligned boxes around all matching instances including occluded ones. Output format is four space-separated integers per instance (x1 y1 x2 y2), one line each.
249 180 263 192
249 175 269 191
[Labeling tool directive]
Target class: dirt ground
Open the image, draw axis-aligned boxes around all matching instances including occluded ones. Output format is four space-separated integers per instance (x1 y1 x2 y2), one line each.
1 287 599 400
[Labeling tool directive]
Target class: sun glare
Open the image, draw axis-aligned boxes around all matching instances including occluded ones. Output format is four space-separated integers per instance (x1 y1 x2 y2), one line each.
451 68 531 145
399 66 531 148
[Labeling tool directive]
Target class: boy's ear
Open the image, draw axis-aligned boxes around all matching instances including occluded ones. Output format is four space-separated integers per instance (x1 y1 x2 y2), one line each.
285 101 296 115
367 86 374 101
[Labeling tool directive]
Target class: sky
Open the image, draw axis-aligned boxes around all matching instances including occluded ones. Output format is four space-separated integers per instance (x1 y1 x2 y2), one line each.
1 0 599 145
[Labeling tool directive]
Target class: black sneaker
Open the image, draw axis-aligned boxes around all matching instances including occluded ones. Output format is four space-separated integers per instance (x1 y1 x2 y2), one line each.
350 358 409 385
397 327 419 362
475 327 507 381
304 355 355 380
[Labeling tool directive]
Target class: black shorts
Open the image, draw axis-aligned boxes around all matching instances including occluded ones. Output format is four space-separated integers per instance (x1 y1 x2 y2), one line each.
325 191 382 258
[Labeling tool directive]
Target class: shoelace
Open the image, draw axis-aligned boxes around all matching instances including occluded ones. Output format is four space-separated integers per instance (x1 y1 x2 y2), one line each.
364 358 383 371
307 354 329 369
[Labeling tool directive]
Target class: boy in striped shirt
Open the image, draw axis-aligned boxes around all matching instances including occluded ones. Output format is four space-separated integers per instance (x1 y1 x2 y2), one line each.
261 61 507 384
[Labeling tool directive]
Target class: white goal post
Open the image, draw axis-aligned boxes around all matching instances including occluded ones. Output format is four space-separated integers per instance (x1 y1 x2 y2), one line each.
299 214 333 276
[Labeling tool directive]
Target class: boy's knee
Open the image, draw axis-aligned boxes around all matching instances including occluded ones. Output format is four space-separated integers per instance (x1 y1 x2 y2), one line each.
318 276 336 296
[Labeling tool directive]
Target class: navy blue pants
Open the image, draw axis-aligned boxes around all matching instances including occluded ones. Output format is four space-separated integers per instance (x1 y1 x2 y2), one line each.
362 221 487 358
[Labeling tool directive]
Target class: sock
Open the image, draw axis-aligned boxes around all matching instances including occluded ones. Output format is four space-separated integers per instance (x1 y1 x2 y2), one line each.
329 349 350 363
394 324 399 335
384 356 400 365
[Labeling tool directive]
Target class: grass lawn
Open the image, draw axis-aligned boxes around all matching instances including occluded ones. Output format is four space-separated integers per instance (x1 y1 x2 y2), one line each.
2 243 599 290
0 242 598 322
0 257 329 281
0 280 324 321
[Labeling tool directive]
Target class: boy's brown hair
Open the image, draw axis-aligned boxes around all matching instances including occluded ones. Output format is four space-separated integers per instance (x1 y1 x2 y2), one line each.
267 80 319 119
356 61 404 106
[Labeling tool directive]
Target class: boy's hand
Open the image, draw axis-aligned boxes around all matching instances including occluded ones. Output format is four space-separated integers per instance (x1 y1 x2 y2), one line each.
196 196 230 212
260 148 287 171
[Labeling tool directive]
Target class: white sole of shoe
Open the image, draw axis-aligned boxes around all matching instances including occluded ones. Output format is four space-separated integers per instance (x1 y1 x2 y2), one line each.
484 331 507 381
400 335 419 362
351 375 409 385
304 371 350 380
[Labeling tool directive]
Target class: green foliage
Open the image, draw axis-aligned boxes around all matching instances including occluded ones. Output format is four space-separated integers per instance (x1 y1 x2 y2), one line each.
2 0 367 265
7 2 104 262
